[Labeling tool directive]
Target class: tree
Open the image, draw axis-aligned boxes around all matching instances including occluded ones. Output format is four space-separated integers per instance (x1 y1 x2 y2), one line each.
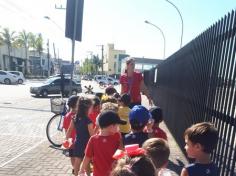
15 30 31 74
0 28 16 70
28 33 44 76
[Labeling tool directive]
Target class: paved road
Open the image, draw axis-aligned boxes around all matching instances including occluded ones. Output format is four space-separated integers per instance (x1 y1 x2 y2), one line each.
0 81 52 167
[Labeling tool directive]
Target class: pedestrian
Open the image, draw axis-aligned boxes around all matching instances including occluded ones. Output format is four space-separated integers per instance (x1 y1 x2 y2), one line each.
119 57 152 108
123 105 152 147
146 106 167 140
180 122 219 176
79 110 126 176
111 144 156 176
88 96 101 128
117 93 131 138
62 95 78 173
142 138 171 176
66 96 95 176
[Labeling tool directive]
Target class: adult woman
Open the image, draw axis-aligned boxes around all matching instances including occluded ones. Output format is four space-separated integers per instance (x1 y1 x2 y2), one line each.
120 57 153 108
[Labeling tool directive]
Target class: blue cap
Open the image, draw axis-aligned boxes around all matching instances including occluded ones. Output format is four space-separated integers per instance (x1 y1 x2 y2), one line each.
129 105 152 125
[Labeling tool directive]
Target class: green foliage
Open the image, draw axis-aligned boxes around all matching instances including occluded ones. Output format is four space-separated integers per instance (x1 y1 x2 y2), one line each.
79 55 102 74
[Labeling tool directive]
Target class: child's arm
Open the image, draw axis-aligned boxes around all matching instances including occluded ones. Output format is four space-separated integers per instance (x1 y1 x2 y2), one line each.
65 118 75 140
79 156 91 174
180 168 189 176
88 123 95 136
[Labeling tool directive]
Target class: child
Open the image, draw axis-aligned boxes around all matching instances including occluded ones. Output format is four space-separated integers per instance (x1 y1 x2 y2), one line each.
117 93 131 137
88 96 101 127
66 96 95 176
79 110 126 176
148 106 167 140
142 138 171 176
180 122 219 176
62 95 78 173
124 105 152 147
111 155 156 176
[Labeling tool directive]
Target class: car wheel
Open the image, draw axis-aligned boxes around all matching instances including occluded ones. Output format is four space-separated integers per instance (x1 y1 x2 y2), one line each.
4 78 11 85
18 79 23 84
71 90 77 95
41 90 48 97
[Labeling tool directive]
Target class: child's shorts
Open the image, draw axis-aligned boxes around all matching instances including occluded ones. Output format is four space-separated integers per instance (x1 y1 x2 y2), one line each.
62 149 76 157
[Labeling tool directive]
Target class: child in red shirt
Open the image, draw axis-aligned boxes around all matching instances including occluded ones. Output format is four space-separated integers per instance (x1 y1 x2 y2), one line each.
62 95 78 173
88 96 101 128
79 110 126 176
147 106 167 140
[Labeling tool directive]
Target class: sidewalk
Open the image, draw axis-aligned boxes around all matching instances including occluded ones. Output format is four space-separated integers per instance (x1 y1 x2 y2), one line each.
0 96 188 176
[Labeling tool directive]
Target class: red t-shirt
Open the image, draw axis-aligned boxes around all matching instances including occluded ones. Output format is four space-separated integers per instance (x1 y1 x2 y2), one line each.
88 110 100 127
63 112 76 143
120 71 143 103
85 133 121 176
152 126 167 141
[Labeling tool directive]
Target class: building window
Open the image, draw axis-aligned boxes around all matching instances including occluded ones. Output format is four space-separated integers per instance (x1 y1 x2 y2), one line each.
114 55 117 59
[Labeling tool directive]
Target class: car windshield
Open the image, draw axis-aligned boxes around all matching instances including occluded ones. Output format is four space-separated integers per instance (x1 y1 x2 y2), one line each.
44 78 58 84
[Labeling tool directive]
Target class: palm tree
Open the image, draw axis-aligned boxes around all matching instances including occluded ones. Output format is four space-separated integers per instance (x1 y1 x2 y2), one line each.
0 28 16 70
35 33 43 56
29 33 44 75
15 30 31 74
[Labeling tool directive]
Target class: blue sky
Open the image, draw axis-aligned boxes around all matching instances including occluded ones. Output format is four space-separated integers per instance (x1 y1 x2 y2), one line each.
0 0 235 61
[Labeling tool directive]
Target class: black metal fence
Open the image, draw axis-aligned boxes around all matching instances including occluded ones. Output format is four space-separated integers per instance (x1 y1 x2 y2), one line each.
144 10 236 176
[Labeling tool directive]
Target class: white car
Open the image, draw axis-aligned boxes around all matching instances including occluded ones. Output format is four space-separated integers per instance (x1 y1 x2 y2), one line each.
8 71 25 84
0 70 18 84
96 75 119 85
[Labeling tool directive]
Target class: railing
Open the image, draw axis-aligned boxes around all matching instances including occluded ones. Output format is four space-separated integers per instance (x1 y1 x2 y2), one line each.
144 9 236 176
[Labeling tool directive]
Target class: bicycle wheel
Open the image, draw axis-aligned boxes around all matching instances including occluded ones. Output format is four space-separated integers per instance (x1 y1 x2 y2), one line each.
46 114 64 147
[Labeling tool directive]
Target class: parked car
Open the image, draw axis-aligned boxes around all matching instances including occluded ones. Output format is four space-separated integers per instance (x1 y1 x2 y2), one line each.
81 75 93 81
0 70 18 84
95 75 119 85
30 77 82 97
49 74 81 83
8 71 25 84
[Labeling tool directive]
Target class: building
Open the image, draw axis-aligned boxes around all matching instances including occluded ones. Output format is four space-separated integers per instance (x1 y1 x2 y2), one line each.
104 43 126 75
0 44 55 77
0 45 27 73
121 57 163 73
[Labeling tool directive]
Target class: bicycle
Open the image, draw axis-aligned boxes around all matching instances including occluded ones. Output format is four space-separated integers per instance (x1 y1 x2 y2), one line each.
46 97 67 147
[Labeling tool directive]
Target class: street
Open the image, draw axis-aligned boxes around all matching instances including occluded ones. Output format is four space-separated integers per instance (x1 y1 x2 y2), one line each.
0 80 120 169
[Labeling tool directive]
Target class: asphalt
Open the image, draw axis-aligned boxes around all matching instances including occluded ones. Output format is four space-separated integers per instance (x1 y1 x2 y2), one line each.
0 96 188 176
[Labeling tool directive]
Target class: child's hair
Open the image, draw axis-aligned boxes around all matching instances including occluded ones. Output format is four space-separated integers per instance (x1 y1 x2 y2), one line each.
95 92 103 100
101 102 118 112
67 95 79 109
149 106 163 124
105 86 117 96
76 96 92 118
184 122 218 153
130 120 146 131
142 138 170 169
111 155 156 176
119 94 131 107
92 96 101 108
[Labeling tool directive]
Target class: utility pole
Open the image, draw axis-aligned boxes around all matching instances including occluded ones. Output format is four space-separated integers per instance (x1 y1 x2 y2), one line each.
97 45 104 75
47 39 50 77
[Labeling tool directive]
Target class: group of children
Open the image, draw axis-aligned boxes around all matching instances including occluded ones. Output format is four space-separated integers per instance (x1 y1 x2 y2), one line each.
62 86 219 176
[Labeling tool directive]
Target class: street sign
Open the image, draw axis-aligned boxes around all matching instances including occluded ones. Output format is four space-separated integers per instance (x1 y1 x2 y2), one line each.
65 0 84 41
